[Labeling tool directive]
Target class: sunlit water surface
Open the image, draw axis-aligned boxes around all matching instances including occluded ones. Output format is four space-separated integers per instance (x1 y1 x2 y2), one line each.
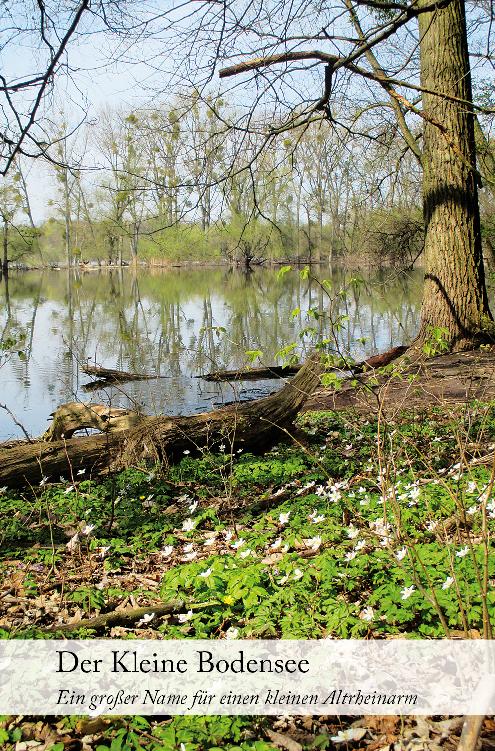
0 266 423 440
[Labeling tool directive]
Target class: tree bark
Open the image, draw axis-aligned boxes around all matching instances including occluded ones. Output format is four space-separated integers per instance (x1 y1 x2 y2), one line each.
42 402 144 441
0 354 324 489
417 0 493 351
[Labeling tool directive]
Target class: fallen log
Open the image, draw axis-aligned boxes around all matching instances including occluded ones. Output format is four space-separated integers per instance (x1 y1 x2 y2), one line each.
353 344 408 372
42 402 144 441
201 345 408 382
0 354 324 488
201 365 301 381
82 363 163 383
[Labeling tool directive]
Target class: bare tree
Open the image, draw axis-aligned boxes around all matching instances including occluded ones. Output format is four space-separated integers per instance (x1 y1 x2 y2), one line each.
0 1 93 174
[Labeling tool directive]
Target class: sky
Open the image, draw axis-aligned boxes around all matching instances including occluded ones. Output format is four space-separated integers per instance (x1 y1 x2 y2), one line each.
1 0 494 223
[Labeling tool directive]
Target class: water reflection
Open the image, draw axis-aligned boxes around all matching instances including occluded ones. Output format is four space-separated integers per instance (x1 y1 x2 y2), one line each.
0 266 423 440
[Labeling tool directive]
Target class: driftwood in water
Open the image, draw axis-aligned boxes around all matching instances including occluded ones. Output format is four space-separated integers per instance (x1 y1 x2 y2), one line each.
81 379 119 393
353 345 408 372
202 345 408 382
42 402 144 441
202 364 301 381
82 363 159 383
0 354 324 489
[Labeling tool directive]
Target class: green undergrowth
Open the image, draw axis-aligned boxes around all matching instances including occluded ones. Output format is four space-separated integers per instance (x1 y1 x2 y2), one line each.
1 404 495 748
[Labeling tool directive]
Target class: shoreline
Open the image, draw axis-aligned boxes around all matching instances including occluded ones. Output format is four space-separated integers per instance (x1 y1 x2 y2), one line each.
3 257 418 273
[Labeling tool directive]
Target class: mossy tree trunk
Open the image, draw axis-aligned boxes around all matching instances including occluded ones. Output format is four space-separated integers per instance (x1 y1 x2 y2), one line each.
417 0 493 351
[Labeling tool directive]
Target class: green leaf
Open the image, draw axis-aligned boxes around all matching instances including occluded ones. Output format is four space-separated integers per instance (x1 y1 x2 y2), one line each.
245 349 263 363
276 265 292 279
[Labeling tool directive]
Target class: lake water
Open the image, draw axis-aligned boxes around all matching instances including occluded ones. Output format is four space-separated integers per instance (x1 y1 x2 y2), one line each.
0 266 423 441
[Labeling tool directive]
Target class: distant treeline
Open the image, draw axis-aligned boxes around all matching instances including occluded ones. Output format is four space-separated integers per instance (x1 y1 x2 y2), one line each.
2 94 493 271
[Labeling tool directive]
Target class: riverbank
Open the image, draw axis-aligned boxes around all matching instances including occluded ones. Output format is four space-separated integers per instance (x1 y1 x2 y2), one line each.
305 347 495 413
3 255 385 273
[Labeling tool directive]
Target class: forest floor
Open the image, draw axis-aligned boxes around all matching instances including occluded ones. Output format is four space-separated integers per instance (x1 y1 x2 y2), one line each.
305 348 495 414
1 371 495 750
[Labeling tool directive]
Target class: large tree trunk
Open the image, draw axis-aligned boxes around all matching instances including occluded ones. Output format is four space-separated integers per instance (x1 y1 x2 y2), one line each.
0 355 324 489
2 217 8 276
417 0 493 351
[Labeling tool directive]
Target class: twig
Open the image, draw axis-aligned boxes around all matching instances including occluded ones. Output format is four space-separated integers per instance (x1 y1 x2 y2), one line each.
37 600 184 633
457 716 484 751
0 402 33 442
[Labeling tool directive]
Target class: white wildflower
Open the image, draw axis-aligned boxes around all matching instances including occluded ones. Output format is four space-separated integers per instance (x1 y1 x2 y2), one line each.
225 627 239 639
76 468 86 476
64 485 75 494
305 536 322 551
136 613 155 628
396 547 407 561
270 537 282 550
345 550 357 561
456 546 469 558
347 525 359 539
161 545 174 558
188 500 199 513
239 549 254 559
231 538 245 549
183 449 190 455
401 585 415 600
293 568 304 581
410 486 421 500
279 511 291 525
359 606 374 622
177 610 193 623
199 568 212 578
81 523 95 536
181 551 197 562
182 518 195 532
442 576 454 590
312 514 325 524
